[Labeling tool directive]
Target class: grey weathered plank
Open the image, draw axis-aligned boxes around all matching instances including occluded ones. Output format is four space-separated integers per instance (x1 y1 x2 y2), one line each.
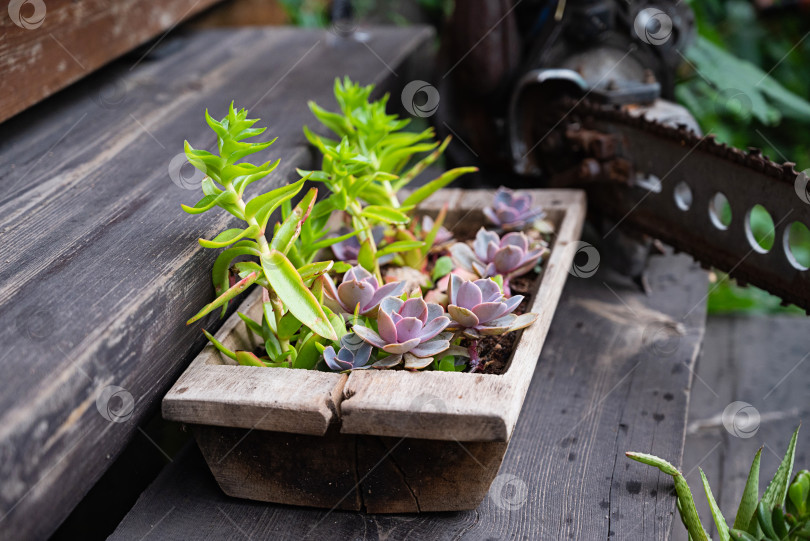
676 315 810 540
0 25 434 539
110 250 708 540
0 0 224 123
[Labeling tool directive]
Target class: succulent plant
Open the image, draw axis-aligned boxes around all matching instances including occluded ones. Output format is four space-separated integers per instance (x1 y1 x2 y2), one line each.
629 426 810 541
353 296 452 369
447 275 537 339
450 228 545 293
322 333 373 372
422 215 454 248
322 265 406 317
483 186 545 230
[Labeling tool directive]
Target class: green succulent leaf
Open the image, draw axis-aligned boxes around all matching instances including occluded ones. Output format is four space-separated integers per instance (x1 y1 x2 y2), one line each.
270 188 318 254
626 452 709 541
393 135 452 191
236 312 263 338
263 301 277 335
357 239 375 273
187 271 259 324
297 261 334 282
401 167 478 207
199 226 260 249
261 250 337 341
759 426 800 516
244 177 305 221
361 205 409 225
211 242 261 316
788 470 810 517
700 468 730 541
377 240 426 257
235 350 267 367
309 229 362 254
432 256 454 280
729 529 759 541
293 332 322 370
734 448 762 531
756 501 778 539
202 329 237 361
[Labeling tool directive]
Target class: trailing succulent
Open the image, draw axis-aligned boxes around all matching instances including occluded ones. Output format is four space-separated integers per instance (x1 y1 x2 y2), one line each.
627 426 810 541
179 78 554 373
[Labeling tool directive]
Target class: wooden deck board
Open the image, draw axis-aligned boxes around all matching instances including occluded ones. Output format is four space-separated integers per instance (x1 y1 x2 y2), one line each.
110 250 709 540
0 25 434 539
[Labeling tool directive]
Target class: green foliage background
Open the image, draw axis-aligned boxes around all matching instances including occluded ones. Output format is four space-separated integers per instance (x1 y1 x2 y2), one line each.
678 0 810 314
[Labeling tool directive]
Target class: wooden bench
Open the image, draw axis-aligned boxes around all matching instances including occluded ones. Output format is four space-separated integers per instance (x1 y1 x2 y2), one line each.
0 24 709 540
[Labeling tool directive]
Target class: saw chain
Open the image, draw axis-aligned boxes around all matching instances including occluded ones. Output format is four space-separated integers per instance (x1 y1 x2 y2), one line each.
542 97 810 312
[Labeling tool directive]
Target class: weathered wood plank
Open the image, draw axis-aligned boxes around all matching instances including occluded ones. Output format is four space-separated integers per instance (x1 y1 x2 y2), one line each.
676 315 810 540
162 288 346 435
0 25 434 539
340 189 587 442
110 249 708 540
0 0 224 123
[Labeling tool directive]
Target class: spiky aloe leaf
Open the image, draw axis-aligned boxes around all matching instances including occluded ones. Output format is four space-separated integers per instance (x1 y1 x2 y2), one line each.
700 468 730 541
758 426 800 517
733 448 762 531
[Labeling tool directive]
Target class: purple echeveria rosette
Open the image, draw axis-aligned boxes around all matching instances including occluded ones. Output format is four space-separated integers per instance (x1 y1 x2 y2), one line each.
352 297 452 369
483 186 545 231
322 265 406 317
446 275 525 338
323 333 373 372
450 228 545 293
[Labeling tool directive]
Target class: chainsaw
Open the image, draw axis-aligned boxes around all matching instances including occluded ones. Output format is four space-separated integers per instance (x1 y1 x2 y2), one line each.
436 0 810 311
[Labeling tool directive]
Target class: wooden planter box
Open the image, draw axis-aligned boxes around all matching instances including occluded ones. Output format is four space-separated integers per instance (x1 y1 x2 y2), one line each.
163 188 586 512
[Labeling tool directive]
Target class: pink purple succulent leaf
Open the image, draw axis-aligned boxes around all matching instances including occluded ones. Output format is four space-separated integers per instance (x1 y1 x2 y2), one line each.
452 228 544 283
353 297 451 362
446 275 531 335
323 265 405 316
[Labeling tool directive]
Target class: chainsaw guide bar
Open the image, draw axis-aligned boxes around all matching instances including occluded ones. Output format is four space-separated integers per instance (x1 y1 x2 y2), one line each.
548 97 810 312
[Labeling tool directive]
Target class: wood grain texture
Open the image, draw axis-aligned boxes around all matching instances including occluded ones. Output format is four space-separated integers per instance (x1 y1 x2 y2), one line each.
0 0 224 123
163 288 346 435
676 315 810 541
192 425 507 513
110 250 709 540
340 189 587 442
0 25 433 539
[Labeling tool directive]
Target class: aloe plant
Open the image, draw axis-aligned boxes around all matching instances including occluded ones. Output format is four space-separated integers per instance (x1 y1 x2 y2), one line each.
181 104 341 367
627 426 809 541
